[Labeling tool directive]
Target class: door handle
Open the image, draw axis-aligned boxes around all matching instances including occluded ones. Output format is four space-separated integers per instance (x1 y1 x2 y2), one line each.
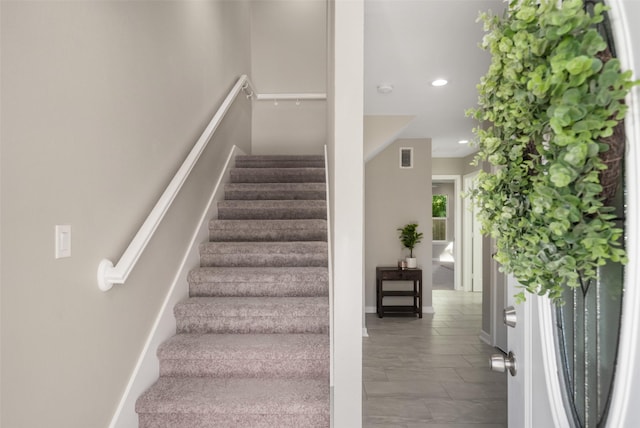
503 306 517 328
490 351 517 376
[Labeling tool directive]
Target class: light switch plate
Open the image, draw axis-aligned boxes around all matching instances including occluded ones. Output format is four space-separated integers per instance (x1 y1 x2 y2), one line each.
55 225 71 259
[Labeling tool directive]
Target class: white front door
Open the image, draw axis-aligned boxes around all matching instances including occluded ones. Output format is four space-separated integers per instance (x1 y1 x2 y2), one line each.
498 3 640 427
504 275 530 428
606 4 640 427
491 239 508 353
496 275 572 428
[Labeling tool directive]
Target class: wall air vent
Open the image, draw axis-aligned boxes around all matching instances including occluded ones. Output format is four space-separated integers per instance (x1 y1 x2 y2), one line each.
400 147 413 169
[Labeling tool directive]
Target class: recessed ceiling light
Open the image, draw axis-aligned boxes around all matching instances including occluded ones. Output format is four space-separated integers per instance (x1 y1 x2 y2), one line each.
458 139 469 144
431 79 448 87
377 84 394 94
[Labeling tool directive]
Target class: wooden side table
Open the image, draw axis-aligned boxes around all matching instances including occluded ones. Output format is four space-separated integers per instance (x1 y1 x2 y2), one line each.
376 266 423 318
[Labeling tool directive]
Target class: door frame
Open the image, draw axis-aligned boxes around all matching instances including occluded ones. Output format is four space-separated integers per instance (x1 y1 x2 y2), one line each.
506 4 640 425
490 237 508 352
432 175 462 290
506 274 533 428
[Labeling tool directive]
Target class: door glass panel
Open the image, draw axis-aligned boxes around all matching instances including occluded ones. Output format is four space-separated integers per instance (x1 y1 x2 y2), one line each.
556 240 624 427
554 2 625 416
554 4 625 426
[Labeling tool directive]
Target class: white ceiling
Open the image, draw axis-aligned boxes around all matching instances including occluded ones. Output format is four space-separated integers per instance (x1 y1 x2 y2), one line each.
364 0 507 158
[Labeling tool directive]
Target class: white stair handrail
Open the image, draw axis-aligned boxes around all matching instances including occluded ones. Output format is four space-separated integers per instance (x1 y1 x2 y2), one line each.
97 75 255 291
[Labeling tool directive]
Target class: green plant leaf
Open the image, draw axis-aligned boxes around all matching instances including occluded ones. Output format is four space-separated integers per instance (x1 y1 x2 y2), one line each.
581 29 608 55
566 56 595 75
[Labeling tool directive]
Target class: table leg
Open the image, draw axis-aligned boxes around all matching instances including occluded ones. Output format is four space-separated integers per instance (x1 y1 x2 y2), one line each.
418 278 423 318
413 280 418 316
377 278 383 318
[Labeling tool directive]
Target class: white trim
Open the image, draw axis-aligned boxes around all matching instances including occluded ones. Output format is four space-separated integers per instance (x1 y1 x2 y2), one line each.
605 2 640 427
506 275 534 428
462 171 480 292
489 238 498 349
330 386 334 428
489 235 508 352
98 76 254 291
362 328 369 338
537 297 571 428
523 296 533 428
432 175 462 291
331 1 364 424
479 330 492 346
324 145 335 388
108 146 242 428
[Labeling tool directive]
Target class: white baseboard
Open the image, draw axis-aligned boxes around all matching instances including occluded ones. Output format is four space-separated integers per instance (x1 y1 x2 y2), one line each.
108 145 242 428
362 327 369 337
479 330 492 346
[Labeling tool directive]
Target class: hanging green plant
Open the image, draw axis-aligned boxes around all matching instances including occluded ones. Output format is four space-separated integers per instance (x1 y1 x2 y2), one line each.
467 0 637 303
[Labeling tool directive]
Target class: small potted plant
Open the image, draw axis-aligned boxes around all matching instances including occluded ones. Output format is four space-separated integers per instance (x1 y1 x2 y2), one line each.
397 223 423 268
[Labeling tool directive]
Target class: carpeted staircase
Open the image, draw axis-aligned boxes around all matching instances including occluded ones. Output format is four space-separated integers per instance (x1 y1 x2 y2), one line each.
135 155 330 427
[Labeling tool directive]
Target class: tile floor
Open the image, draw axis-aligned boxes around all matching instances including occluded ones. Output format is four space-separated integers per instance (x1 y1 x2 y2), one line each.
363 290 507 428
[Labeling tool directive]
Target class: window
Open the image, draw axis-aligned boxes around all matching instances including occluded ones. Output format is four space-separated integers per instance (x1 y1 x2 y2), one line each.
432 194 447 241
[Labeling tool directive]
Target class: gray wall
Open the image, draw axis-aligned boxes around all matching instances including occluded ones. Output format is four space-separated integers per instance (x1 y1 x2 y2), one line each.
0 1 251 427
432 157 466 175
432 154 479 176
365 139 433 311
251 0 327 155
462 153 481 176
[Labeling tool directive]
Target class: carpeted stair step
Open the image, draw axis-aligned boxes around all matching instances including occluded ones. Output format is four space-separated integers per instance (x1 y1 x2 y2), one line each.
224 183 326 200
230 168 325 183
199 241 328 267
209 219 327 242
136 377 329 428
174 297 329 334
157 333 329 378
218 200 326 220
188 267 328 297
235 155 325 169
136 151 330 427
